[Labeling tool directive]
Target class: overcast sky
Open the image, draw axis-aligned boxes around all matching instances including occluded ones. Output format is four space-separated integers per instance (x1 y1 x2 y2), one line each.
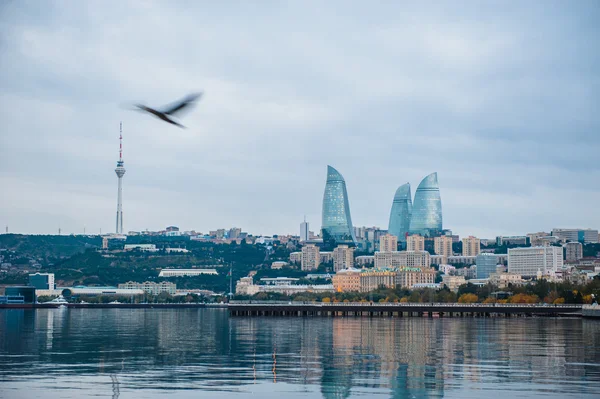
0 1 599 238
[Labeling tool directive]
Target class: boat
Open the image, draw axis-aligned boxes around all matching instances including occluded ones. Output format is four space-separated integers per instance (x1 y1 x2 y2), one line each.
109 300 122 304
48 296 69 304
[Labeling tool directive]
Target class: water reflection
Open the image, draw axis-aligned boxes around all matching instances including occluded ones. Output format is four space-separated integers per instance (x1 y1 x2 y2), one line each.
0 309 599 398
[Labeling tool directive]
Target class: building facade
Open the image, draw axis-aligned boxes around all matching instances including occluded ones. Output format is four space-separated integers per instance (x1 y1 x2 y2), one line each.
387 183 412 242
475 253 498 279
565 242 583 262
374 251 431 269
321 165 357 246
507 246 564 278
379 234 398 252
28 273 55 290
552 228 599 244
434 235 453 260
406 234 425 251
409 172 442 237
333 245 355 272
300 221 309 242
396 267 436 289
462 236 481 257
158 269 218 277
118 281 176 295
290 252 302 264
301 244 320 271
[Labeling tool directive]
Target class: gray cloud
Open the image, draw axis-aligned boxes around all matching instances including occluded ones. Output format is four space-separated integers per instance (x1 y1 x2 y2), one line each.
1 0 599 237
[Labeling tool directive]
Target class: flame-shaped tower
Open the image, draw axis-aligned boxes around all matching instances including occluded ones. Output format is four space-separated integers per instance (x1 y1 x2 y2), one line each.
114 122 126 234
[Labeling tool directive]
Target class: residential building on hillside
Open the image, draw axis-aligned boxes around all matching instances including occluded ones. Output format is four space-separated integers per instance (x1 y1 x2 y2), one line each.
301 244 320 271
271 261 288 269
158 269 218 277
289 252 302 264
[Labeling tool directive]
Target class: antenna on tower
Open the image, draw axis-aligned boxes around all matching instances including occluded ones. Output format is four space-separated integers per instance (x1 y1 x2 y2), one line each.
119 122 123 161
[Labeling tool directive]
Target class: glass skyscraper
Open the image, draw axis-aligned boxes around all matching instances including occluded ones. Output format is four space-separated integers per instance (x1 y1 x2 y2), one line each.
409 172 442 237
388 183 412 242
321 165 357 246
476 253 498 279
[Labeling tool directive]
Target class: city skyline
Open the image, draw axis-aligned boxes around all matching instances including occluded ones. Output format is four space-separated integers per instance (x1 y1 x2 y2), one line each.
1 2 599 238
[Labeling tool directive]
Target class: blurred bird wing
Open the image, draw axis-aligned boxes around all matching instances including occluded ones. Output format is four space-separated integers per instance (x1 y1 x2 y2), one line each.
161 92 203 116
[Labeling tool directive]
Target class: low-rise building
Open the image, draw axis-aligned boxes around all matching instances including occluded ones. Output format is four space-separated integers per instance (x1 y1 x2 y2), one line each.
236 277 259 296
355 255 375 267
62 286 145 297
442 275 466 292
271 261 288 269
332 268 361 292
289 252 302 264
374 251 431 269
488 273 524 289
235 276 333 296
396 267 436 289
124 244 158 252
29 273 55 290
118 281 177 295
158 268 219 277
496 236 529 246
332 267 436 292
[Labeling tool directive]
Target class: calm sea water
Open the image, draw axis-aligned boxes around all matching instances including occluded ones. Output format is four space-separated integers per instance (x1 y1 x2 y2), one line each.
1 308 599 398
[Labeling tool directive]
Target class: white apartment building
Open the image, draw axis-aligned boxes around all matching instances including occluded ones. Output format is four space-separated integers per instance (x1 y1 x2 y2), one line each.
333 245 354 272
508 246 564 278
118 281 177 295
301 244 320 271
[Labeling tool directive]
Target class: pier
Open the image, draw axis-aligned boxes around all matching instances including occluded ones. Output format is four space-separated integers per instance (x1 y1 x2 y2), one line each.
228 302 583 318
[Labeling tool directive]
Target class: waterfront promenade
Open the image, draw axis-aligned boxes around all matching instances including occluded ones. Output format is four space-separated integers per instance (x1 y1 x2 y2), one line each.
228 301 584 318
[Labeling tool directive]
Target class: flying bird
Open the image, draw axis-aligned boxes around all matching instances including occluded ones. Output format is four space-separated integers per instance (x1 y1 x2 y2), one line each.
133 92 202 128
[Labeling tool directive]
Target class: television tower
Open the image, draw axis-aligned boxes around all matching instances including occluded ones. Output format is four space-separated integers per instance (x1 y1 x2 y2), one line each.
115 122 126 234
